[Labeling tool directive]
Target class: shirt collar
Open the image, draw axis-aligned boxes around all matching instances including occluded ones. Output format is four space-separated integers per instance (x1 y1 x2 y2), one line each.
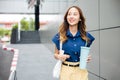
66 29 81 37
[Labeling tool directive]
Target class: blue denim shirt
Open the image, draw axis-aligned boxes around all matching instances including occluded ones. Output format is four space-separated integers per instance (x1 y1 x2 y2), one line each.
52 30 95 62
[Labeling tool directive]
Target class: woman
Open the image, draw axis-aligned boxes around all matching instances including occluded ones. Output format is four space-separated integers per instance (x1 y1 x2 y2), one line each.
52 6 95 80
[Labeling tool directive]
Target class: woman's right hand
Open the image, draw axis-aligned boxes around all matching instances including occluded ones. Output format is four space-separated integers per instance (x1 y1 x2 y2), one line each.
57 54 70 61
54 46 70 61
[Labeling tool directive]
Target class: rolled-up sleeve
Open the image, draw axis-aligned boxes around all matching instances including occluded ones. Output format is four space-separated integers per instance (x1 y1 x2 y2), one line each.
52 33 60 50
87 32 95 47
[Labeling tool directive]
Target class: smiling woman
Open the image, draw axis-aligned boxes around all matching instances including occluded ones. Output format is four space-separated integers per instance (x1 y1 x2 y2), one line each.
52 6 95 80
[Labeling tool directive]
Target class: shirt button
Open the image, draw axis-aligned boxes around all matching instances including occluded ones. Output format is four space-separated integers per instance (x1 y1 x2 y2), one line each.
73 38 76 40
75 60 78 62
75 52 77 55
74 44 77 46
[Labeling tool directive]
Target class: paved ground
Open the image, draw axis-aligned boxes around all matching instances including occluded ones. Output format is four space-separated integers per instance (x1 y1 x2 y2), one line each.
9 43 58 80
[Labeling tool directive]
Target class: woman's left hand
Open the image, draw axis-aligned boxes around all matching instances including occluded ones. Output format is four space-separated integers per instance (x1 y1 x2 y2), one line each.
87 55 92 63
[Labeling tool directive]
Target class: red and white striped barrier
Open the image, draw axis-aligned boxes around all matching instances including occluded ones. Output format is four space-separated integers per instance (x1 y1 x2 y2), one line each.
2 44 19 80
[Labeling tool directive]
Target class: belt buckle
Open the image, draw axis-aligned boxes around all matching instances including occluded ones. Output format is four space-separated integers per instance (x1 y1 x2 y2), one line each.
68 63 70 66
67 63 73 67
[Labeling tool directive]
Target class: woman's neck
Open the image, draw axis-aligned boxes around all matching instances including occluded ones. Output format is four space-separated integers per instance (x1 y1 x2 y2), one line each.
69 25 78 36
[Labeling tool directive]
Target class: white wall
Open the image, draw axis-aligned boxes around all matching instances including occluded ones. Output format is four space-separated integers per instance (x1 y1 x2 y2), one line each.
72 0 120 80
0 0 34 13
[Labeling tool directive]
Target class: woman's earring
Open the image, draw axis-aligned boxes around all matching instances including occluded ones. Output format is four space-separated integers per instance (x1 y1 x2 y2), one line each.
79 19 81 21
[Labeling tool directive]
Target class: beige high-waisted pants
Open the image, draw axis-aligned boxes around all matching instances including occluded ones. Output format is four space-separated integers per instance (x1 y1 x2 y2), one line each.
60 61 88 80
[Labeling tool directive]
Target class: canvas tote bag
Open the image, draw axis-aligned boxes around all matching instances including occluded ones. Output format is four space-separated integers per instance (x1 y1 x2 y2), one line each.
53 41 64 78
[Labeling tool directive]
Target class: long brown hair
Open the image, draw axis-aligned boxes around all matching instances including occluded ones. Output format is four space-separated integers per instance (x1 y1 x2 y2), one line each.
59 6 89 43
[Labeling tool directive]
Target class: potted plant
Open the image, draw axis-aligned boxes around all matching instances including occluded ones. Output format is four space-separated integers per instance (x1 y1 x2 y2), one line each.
10 23 18 44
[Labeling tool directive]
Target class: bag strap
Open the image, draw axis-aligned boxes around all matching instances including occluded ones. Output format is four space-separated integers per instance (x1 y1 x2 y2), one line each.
59 35 63 50
59 41 64 55
60 41 62 51
85 39 88 47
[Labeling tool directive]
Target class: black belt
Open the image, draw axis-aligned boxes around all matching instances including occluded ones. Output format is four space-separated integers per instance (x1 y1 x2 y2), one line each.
62 62 79 67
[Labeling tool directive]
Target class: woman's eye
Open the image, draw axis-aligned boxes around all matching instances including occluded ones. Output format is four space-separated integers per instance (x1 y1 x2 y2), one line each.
68 13 71 16
74 13 78 16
